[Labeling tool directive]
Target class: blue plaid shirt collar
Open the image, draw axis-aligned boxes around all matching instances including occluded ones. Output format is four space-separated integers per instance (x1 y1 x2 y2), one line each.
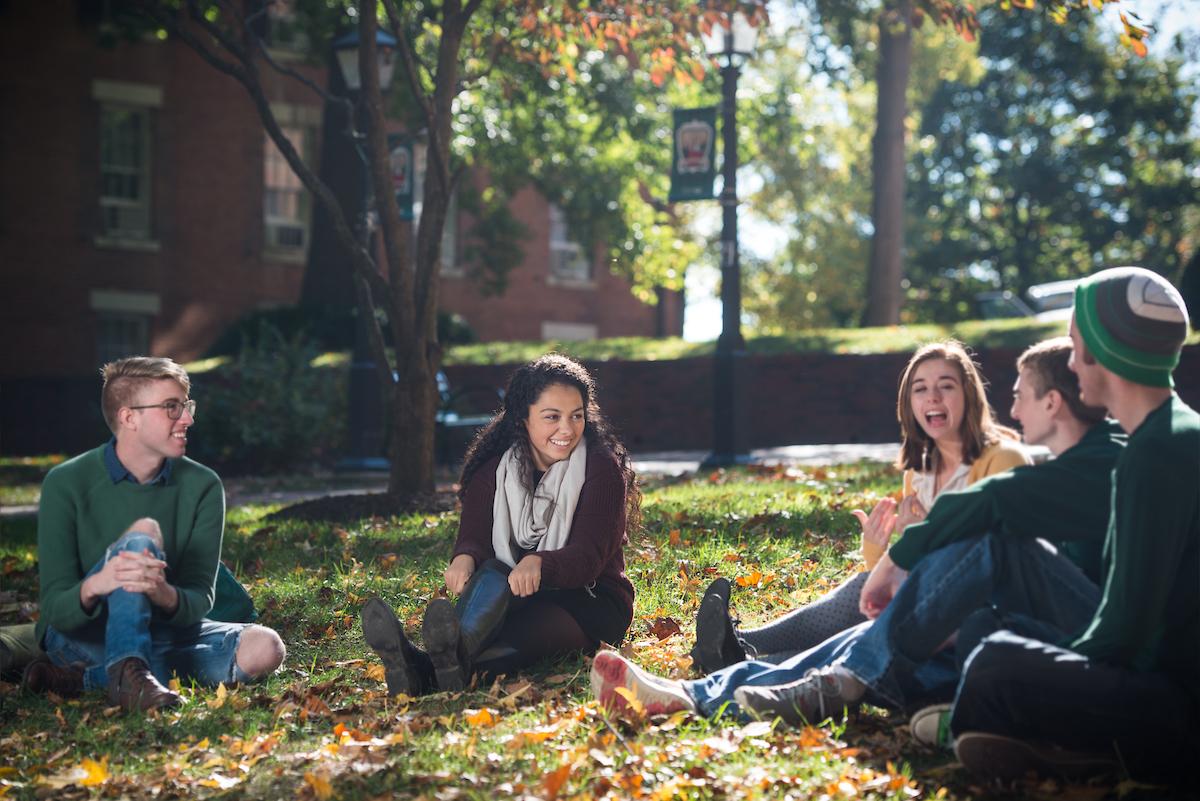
103 438 173 486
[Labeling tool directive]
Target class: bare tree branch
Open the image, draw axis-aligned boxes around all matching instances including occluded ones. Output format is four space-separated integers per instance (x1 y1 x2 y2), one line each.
163 0 396 316
380 0 434 127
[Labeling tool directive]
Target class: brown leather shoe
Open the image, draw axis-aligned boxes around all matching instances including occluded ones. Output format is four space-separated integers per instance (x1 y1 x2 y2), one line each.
106 657 181 712
22 658 84 697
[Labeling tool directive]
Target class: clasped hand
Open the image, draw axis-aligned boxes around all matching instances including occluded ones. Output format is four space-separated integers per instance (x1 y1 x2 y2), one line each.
82 549 174 611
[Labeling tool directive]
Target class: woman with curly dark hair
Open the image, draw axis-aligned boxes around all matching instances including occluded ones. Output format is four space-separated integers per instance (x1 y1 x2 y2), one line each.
362 354 639 694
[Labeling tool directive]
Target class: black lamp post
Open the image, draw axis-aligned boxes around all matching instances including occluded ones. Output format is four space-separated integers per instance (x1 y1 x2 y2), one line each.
332 28 397 472
701 6 760 468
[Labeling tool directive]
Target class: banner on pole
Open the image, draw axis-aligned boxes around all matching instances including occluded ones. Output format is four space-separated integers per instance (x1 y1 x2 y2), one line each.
669 107 717 202
388 135 414 221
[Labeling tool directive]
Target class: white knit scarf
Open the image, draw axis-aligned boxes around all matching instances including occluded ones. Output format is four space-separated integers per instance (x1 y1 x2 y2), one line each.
491 437 588 568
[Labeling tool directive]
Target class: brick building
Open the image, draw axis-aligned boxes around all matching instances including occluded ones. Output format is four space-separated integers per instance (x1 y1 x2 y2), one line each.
0 2 683 384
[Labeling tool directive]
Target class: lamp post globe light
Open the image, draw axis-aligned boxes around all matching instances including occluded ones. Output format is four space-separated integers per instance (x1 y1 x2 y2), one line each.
700 4 760 469
333 27 397 472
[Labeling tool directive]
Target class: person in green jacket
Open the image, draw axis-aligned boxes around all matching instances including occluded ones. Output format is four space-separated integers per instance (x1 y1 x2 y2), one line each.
949 267 1199 782
23 357 286 712
591 337 1121 719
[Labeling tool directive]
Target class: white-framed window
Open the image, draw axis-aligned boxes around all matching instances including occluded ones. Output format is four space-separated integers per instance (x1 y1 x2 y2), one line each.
93 81 162 249
90 289 160 364
263 126 311 257
548 204 593 285
96 313 151 364
541 321 598 341
263 0 308 53
99 105 152 241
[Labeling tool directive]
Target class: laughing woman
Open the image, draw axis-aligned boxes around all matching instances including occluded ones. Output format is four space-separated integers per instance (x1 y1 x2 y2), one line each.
689 340 1029 674
362 354 639 694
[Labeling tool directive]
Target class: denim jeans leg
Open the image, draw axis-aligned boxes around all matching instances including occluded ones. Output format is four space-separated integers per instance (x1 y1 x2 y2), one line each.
102 532 162 673
41 529 163 689
837 533 1099 709
153 620 253 687
684 624 864 717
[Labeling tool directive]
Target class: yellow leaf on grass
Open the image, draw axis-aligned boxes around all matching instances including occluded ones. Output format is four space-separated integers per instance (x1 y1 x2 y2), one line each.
613 686 644 716
735 571 762 588
207 682 227 709
304 771 334 800
541 763 573 800
79 758 109 787
364 663 386 682
668 529 682 546
39 757 109 789
464 707 498 728
168 677 182 693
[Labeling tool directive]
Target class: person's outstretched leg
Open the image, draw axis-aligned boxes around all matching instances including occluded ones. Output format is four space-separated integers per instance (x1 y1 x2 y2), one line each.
423 559 513 691
951 631 1199 783
362 597 434 696
471 600 592 678
835 533 1099 708
737 572 869 660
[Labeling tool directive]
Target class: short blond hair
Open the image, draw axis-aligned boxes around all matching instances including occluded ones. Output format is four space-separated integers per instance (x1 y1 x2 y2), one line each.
1017 337 1106 425
100 357 191 433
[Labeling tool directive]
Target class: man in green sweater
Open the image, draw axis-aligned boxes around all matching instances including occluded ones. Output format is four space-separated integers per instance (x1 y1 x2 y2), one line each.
950 267 1199 781
24 357 285 712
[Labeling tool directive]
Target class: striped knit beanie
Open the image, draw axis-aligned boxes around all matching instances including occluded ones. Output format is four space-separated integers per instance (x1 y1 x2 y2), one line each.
1073 267 1189 388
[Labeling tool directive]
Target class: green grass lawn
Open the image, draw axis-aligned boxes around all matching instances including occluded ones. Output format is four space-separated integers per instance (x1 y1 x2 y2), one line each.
0 464 1182 799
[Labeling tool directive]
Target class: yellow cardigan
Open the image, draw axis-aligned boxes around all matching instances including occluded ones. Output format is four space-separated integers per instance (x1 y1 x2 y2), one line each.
863 438 1030 569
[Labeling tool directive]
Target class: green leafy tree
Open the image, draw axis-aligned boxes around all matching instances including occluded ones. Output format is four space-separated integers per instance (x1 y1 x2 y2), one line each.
741 16 978 329
794 0 1150 326
136 0 725 501
905 7 1200 321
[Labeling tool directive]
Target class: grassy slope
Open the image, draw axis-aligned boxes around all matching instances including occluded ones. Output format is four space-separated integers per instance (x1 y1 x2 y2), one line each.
0 465 1187 799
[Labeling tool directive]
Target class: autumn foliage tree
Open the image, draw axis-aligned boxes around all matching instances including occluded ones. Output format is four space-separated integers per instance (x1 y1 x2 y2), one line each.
138 0 745 502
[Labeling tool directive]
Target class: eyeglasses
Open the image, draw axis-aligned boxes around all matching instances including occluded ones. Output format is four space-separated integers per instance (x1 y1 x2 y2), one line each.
128 399 197 420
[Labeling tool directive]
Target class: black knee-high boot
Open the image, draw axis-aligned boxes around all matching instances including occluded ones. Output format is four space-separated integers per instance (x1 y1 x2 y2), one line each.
361 596 436 696
423 559 513 691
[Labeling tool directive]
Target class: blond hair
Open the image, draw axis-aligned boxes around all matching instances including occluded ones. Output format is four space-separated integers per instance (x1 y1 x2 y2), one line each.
1017 337 1107 426
100 357 191 433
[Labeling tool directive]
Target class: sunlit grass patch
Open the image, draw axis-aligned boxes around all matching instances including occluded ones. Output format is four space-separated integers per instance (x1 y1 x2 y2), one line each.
0 464 1112 800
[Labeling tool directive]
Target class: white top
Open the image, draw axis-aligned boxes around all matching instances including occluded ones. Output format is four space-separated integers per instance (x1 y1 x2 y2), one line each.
909 462 971 511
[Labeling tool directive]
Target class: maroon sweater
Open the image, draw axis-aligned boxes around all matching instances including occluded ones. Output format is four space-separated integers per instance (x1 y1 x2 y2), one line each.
451 445 635 619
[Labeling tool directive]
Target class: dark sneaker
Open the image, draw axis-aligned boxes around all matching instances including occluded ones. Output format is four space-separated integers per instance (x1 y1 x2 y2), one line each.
21 658 84 697
689 578 746 675
954 731 1119 782
361 596 434 697
734 666 865 726
909 703 953 749
106 657 182 712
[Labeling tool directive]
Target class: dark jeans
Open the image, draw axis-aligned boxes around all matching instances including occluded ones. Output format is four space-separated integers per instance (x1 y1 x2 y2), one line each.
474 571 632 677
952 630 1200 781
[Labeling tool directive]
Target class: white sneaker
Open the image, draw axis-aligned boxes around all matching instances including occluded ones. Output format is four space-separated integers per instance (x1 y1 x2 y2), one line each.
909 703 953 749
591 651 696 717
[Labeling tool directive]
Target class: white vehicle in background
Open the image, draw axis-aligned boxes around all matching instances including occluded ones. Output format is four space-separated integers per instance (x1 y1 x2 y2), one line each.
976 278 1082 322
1024 279 1080 321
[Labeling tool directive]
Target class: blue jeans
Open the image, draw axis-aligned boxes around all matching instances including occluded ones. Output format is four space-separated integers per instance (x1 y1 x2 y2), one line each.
43 530 251 690
683 533 1099 716
838 534 1100 709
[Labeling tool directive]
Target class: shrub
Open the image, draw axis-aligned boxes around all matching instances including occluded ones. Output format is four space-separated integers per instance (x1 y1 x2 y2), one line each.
190 322 346 473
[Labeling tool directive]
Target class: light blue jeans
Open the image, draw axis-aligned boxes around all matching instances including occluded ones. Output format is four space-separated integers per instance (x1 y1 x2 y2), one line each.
684 533 1099 717
43 530 251 691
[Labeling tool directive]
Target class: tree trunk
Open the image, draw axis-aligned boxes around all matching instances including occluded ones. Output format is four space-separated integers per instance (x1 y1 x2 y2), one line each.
386 355 439 496
863 0 913 327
